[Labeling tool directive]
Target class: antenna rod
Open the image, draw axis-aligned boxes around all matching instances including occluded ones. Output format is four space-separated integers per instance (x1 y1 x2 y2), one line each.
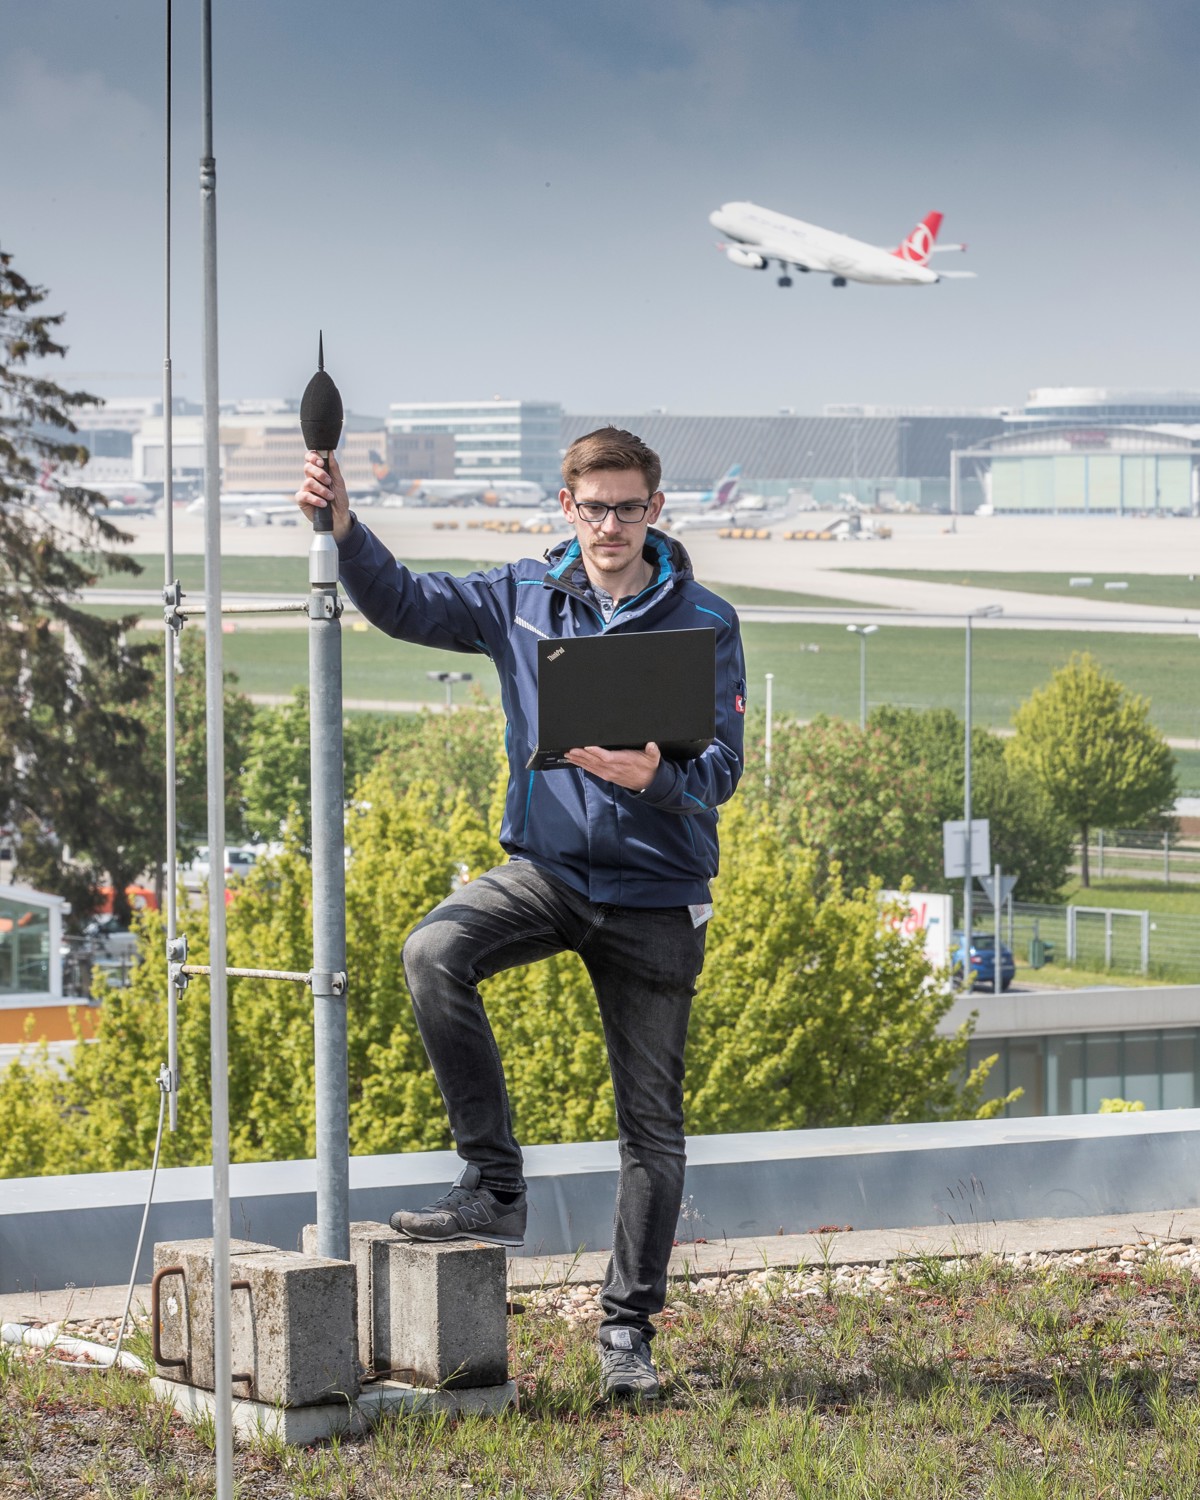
199 0 234 1493
162 0 180 1134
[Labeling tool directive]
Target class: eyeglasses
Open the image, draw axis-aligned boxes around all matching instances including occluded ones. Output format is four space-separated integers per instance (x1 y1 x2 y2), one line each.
569 496 652 525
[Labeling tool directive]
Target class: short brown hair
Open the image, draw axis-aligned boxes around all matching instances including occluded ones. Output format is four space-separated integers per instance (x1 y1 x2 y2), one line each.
561 427 662 496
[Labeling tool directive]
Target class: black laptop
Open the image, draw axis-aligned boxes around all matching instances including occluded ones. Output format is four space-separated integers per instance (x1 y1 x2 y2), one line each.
526 628 716 771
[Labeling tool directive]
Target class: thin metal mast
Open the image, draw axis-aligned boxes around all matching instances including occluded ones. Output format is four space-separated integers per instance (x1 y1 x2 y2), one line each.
199 1 234 1494
162 0 180 1133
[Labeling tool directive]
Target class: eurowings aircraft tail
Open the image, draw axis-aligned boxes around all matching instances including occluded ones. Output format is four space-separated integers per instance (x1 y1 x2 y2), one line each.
892 212 943 265
702 463 742 509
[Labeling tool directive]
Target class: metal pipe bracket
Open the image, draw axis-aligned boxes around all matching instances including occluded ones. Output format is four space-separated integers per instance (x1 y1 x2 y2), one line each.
163 580 185 633
310 969 348 997
307 591 343 620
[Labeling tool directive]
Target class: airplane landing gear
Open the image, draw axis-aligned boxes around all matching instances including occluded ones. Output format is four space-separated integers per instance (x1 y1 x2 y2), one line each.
832 276 847 287
777 274 793 287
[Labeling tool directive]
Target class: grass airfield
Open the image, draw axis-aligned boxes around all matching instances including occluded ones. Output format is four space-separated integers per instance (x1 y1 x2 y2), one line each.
100 509 1200 747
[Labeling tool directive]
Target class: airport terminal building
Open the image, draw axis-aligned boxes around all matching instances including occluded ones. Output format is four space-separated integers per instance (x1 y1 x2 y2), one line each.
62 386 1200 516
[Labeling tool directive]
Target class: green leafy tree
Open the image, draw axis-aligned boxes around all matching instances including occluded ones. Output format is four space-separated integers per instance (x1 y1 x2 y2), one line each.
0 250 154 924
1007 653 1177 886
869 705 1073 902
119 631 256 902
686 802 1008 1134
739 714 943 892
0 722 1008 1177
241 692 503 845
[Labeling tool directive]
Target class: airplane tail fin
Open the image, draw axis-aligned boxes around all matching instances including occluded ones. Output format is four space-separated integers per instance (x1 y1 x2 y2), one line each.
893 211 943 265
702 463 742 508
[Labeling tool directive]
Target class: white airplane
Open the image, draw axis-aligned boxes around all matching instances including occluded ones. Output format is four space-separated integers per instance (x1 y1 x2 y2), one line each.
184 492 299 525
369 450 544 507
709 203 976 288
661 463 742 510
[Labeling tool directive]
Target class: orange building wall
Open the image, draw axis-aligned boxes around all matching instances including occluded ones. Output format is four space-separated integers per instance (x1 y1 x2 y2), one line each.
0 1002 101 1045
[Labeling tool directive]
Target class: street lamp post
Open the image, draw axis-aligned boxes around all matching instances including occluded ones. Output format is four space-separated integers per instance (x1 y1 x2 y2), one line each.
964 606 1003 955
846 625 878 729
764 671 774 792
427 669 473 709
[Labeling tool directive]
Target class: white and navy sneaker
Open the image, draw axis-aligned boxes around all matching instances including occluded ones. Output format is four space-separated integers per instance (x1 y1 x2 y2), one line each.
389 1163 527 1248
598 1326 660 1399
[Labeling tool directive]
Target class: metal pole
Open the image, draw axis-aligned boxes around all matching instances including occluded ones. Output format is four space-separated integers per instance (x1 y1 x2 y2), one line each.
764 672 774 793
994 863 1002 996
199 5 233 1494
309 482 349 1262
963 615 972 956
1141 910 1150 975
1164 830 1170 885
162 0 179 1133
858 632 866 730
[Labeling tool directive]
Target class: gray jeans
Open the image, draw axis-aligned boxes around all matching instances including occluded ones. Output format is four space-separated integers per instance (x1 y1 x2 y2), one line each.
401 859 707 1340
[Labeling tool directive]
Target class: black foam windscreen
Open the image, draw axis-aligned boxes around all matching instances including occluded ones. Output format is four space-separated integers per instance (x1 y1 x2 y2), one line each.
300 332 343 451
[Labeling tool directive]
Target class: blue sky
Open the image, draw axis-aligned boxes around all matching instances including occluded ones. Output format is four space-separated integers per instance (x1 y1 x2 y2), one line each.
3 1 1197 419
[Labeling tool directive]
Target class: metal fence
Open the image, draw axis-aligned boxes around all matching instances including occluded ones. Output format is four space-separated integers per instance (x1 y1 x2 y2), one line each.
1079 830 1200 885
986 901 1200 982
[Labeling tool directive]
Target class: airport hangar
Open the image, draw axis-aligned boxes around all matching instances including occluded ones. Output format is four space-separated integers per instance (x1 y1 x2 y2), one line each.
567 390 1200 516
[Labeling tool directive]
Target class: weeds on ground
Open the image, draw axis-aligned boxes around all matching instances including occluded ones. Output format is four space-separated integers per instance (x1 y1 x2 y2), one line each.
6 1252 1200 1497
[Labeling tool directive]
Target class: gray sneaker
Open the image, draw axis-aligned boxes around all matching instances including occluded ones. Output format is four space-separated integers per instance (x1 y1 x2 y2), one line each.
598 1327 660 1399
389 1163 527 1248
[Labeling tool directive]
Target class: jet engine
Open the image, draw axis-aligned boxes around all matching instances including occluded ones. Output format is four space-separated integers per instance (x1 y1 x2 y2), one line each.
724 245 768 270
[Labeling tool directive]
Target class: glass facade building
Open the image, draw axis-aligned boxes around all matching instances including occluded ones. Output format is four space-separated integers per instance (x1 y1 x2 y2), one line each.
387 400 564 489
967 1029 1199 1117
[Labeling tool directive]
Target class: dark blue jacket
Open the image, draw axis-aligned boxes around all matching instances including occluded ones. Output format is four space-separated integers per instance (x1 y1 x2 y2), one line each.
337 520 746 907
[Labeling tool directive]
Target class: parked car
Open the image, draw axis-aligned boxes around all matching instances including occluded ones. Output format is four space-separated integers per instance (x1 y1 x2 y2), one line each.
951 929 1016 992
181 845 258 889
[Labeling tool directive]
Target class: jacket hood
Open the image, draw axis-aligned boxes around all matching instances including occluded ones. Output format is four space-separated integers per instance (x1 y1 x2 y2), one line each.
542 526 695 586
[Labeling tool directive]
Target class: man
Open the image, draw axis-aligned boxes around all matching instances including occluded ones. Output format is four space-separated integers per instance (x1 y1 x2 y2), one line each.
295 427 745 1398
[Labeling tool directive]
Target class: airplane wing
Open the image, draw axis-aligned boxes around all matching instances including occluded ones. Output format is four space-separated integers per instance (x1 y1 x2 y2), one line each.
937 270 978 279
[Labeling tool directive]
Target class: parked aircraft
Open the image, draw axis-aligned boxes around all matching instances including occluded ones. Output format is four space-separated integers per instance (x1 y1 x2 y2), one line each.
370 451 544 507
184 492 298 525
662 464 744 532
709 203 975 287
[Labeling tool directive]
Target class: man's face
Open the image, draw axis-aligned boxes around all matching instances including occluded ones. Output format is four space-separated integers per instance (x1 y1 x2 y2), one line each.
559 468 665 581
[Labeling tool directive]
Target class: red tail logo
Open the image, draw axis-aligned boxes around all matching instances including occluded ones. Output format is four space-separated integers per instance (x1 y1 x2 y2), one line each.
893 211 943 264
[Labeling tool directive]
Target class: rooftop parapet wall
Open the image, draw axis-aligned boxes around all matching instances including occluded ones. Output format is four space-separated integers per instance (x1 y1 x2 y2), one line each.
5 1111 1200 1295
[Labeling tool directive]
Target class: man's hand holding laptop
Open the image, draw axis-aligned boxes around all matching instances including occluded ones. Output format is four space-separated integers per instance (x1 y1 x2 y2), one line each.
564 742 661 791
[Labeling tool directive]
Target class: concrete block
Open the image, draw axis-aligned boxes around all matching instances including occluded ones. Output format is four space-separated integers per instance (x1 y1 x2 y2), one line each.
303 1219 402 1375
302 1222 506 1387
152 1237 272 1386
152 1372 517 1444
231 1250 358 1407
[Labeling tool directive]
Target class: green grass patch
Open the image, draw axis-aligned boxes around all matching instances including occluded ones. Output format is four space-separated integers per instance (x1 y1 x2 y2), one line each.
839 568 1200 611
94 553 499 594
9 1255 1200 1497
1172 747 1200 793
93 554 866 610
1057 878 1200 918
124 618 1200 737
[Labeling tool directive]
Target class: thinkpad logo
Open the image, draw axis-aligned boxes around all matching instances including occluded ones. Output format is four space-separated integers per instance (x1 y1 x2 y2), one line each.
546 646 565 661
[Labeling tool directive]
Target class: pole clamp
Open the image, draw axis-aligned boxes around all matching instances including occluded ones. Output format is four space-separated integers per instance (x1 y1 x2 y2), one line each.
309 969 348 997
167 934 189 993
157 1062 175 1095
308 591 343 621
163 580 185 633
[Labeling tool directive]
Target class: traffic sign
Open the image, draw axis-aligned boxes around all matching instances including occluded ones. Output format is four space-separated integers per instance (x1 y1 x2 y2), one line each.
978 873 1018 906
942 818 991 878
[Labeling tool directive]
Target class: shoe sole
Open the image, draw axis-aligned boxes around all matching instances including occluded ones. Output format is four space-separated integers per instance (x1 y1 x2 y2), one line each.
392 1224 525 1249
